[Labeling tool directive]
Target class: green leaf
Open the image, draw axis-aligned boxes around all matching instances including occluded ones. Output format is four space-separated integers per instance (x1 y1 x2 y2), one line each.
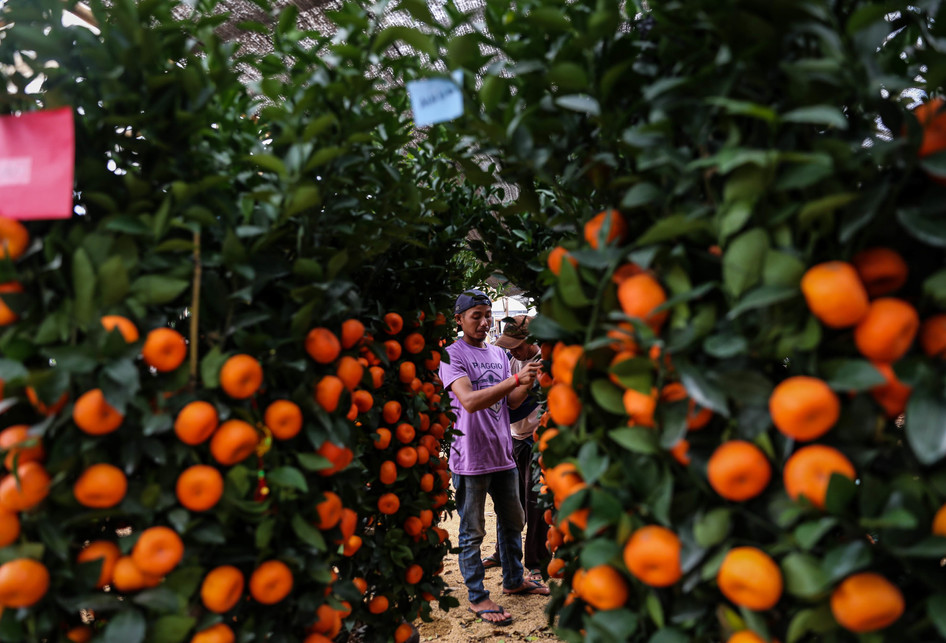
246 153 287 178
703 333 748 358
898 204 946 247
621 182 660 209
929 595 946 638
556 257 591 307
103 608 146 643
132 587 182 612
72 247 96 327
694 508 731 548
821 359 885 392
98 255 130 306
291 513 327 550
286 184 321 216
268 466 309 492
200 346 227 389
905 385 946 466
762 250 805 287
676 361 729 417
373 25 437 57
130 275 190 305
781 105 848 129
590 379 627 416
822 540 871 582
636 214 708 246
859 507 918 529
923 269 946 308
781 552 830 598
150 615 196 643
609 427 658 454
794 517 837 550
726 285 798 319
554 94 600 116
527 6 571 31
798 193 857 226
44 346 97 374
722 228 769 297
608 356 653 394
547 62 587 92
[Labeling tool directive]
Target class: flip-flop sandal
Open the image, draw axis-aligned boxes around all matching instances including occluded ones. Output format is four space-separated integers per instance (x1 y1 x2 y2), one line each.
482 553 501 569
502 579 550 595
468 607 513 626
525 568 543 581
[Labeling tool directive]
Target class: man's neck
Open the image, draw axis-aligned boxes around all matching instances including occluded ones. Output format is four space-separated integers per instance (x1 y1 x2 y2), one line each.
461 334 485 348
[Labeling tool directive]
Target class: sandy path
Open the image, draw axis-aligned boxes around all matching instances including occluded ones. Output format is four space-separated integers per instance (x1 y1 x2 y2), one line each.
415 492 563 642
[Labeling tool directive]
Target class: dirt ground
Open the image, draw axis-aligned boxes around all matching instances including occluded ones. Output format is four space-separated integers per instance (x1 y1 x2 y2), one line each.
414 494 563 643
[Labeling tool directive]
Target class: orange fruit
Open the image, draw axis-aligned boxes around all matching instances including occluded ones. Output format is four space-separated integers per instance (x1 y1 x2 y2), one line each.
727 632 769 643
369 365 385 388
338 508 358 542
395 422 415 444
373 427 392 450
209 419 259 466
419 472 434 492
384 340 402 361
191 623 235 643
717 547 782 611
934 503 946 536
340 318 366 349
669 439 691 466
315 442 353 476
132 526 184 576
77 540 120 589
404 332 425 354
576 564 628 610
394 623 415 643
314 375 345 413
622 525 682 587
342 534 362 556
783 444 856 510
768 376 839 441
173 400 219 445
200 565 245 613
73 388 124 435
915 97 946 158
249 559 294 605
404 563 423 584
551 344 584 386
384 312 404 335
100 314 139 342
0 508 19 547
0 425 44 470
336 355 364 391
352 389 373 413
547 383 581 426
367 594 389 614
378 492 400 515
852 248 908 297
0 461 50 511
25 386 68 416
304 634 332 643
379 460 397 485
584 209 627 249
73 463 127 508
623 387 657 427
111 555 161 592
617 273 668 333
382 400 402 424
548 246 577 275
142 327 187 372
660 382 713 430
548 557 566 579
0 282 22 326
800 261 869 328
830 572 904 633
219 354 263 399
398 361 416 384
869 362 911 418
854 298 919 362
66 626 94 642
176 464 224 512
920 313 946 358
306 327 342 364
315 491 343 530
396 446 417 468
424 350 441 371
0 217 29 261
707 440 772 501
264 399 303 440
0 558 48 607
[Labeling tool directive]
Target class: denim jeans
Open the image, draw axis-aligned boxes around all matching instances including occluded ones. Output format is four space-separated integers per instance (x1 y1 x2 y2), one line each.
453 468 526 603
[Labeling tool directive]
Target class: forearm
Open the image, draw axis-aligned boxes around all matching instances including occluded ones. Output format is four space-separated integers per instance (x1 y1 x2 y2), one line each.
456 376 519 412
507 382 531 409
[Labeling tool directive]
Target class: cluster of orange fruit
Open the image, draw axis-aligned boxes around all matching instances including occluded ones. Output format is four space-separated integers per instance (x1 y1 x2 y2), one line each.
537 207 941 639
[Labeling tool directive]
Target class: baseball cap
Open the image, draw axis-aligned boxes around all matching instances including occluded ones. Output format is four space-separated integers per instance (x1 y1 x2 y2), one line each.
495 315 531 349
454 289 491 315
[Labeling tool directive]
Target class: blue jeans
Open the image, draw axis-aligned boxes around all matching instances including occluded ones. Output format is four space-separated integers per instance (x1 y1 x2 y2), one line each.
453 468 526 603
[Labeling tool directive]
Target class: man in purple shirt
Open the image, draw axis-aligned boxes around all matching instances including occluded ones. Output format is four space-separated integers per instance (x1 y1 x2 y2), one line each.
439 289 549 626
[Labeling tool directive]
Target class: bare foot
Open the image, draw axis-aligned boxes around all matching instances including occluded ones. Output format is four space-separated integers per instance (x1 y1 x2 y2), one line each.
468 598 513 625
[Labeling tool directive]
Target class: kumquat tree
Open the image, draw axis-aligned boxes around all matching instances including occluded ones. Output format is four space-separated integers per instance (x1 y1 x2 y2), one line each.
4 0 946 641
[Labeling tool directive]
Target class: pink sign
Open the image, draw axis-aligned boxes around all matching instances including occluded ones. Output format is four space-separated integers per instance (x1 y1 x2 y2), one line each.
0 107 75 219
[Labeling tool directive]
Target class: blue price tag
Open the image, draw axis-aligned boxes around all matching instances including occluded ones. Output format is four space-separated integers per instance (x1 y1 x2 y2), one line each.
407 70 464 127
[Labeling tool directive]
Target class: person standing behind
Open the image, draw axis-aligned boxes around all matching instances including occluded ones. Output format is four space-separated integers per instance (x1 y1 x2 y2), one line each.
439 290 549 627
484 315 545 580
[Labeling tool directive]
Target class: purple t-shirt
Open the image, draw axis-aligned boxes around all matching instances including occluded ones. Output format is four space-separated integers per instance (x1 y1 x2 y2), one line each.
439 339 516 475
